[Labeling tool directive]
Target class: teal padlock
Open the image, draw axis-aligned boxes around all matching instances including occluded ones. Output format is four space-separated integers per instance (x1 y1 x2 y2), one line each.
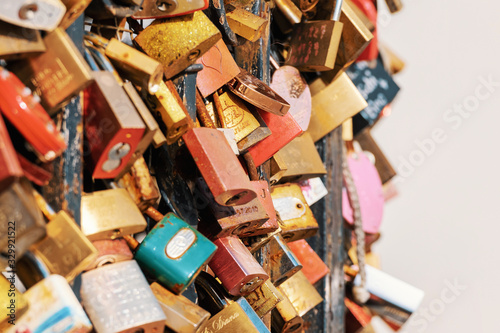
135 212 217 294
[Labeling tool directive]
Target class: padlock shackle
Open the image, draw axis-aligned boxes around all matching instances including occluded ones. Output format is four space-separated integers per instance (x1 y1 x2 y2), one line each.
194 271 232 311
332 0 344 21
32 189 56 221
84 31 110 48
146 206 165 222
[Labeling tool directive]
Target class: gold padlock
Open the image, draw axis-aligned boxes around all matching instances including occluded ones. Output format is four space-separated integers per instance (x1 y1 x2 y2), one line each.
245 279 284 318
134 11 221 79
81 188 148 241
271 289 303 333
225 6 269 42
0 21 45 60
306 72 367 142
278 270 323 317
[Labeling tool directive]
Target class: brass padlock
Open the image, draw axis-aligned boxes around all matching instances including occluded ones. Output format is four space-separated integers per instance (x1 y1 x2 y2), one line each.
0 20 45 60
85 238 134 271
151 282 211 333
271 289 303 333
225 6 268 42
0 0 66 31
278 270 323 317
271 183 318 242
85 0 143 19
0 274 29 331
81 188 148 241
274 132 327 183
9 28 93 115
245 279 285 318
306 72 367 142
134 11 222 78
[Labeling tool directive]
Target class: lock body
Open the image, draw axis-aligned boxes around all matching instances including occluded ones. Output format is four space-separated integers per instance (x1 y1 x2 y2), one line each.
183 127 257 206
278 271 323 317
60 0 94 29
85 238 134 270
133 0 210 19
81 260 167 333
244 279 284 318
268 233 302 286
271 290 303 333
135 213 217 294
0 21 45 60
81 188 148 240
134 11 222 78
0 0 66 31
225 7 268 42
0 115 22 192
287 239 330 285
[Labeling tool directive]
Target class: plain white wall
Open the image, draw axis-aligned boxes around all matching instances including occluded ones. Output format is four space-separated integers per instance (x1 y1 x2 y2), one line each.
370 0 500 332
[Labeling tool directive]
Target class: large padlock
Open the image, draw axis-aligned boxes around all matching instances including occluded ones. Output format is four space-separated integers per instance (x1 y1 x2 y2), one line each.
267 233 302 286
209 235 269 296
0 0 66 31
0 67 67 163
132 0 209 19
134 211 217 294
0 20 45 60
244 279 284 318
134 11 222 79
81 188 147 240
81 260 167 333
287 239 330 285
0 113 22 192
195 271 271 332
0 274 29 331
13 274 93 333
183 127 257 206
9 28 93 115
271 183 318 242
278 270 323 317
151 282 211 333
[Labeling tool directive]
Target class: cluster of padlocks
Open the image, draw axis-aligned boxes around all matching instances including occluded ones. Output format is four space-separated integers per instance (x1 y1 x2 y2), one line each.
0 0 424 332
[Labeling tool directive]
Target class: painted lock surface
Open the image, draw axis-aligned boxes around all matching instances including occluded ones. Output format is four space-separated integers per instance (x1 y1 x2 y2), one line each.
135 213 217 294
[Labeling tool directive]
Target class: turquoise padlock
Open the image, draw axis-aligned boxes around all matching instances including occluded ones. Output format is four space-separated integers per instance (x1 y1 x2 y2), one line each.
135 212 217 294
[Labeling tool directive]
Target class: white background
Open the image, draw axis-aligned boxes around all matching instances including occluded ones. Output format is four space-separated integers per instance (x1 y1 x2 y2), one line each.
371 0 500 332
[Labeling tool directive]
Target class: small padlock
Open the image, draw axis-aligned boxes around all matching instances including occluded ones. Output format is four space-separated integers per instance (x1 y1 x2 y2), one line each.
227 70 290 116
134 211 217 294
85 238 134 271
0 114 23 192
271 183 318 242
225 5 268 42
271 289 303 333
14 274 93 333
306 72 367 142
196 39 241 98
9 28 93 115
116 156 160 212
133 0 209 19
286 0 344 71
267 233 302 286
81 260 167 333
0 179 46 264
134 11 222 78
0 274 29 331
278 270 323 317
0 67 67 163
287 239 330 285
244 279 284 318
81 188 148 240
208 235 269 296
274 132 327 183
0 20 45 60
195 271 271 332
151 282 211 333
0 0 66 31
183 127 257 206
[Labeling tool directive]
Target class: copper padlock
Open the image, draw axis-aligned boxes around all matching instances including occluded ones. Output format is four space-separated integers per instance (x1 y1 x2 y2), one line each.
183 127 257 206
278 270 323 317
209 236 269 296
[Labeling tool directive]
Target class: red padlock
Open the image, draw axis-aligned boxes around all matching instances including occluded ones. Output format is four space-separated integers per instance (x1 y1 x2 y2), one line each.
350 0 378 61
0 113 22 192
287 239 330 285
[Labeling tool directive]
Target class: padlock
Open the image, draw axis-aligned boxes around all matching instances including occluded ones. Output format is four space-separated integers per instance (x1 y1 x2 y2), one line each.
81 188 148 240
14 274 93 333
0 179 46 264
196 178 269 239
0 114 23 192
278 270 323 316
227 70 290 116
28 193 98 282
271 183 318 242
349 0 378 61
0 274 29 331
85 238 134 271
134 0 209 19
151 282 211 333
274 132 327 183
213 90 261 143
9 28 93 115
15 153 53 187
269 154 287 186
344 297 372 332
83 71 146 179
271 289 303 333
196 89 218 128
183 127 257 206
134 211 217 294
225 5 268 42
147 80 193 145
81 260 167 333
134 11 222 79
0 68 67 163
196 39 241 98
384 0 403 13
85 0 143 19
85 32 164 94
286 0 344 71
208 236 269 296
267 233 302 286
287 239 330 285
244 279 284 318
59 0 93 29
195 271 271 332
116 156 160 212
236 114 273 154
0 0 66 31
0 21 45 60
269 58 311 131
306 72 367 142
